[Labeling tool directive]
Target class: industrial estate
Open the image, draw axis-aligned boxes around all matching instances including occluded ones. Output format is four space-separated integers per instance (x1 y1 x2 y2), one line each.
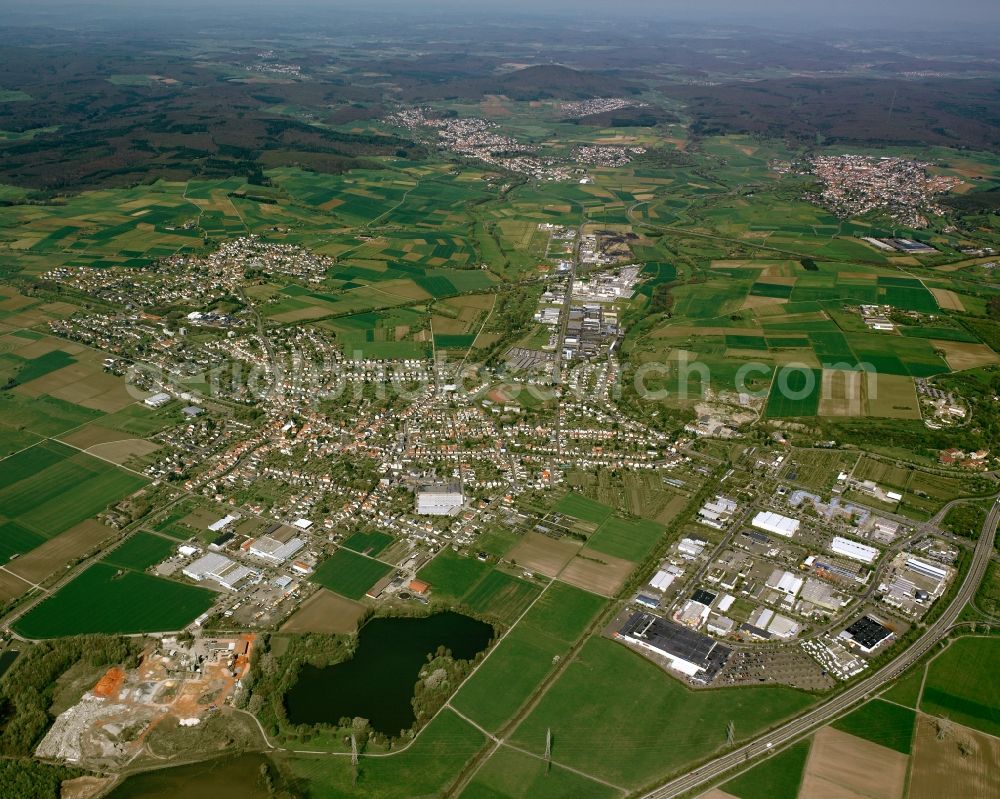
0 4 998 799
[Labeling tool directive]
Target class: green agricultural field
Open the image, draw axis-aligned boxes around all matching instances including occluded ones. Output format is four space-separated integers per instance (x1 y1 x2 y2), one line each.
878 667 924 709
342 530 394 556
553 493 614 525
764 367 823 417
462 570 541 626
451 624 567 733
279 708 486 799
510 637 813 788
0 520 46 562
721 739 811 799
461 745 619 799
13 563 215 638
585 516 664 561
0 349 76 386
451 583 606 732
0 427 41 459
920 637 1000 736
101 532 176 571
417 549 493 599
0 440 147 542
520 582 607 645
831 699 916 754
311 548 393 600
0 394 102 437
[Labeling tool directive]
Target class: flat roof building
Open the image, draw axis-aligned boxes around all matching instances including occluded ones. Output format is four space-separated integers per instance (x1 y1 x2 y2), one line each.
183 553 257 591
767 568 804 598
616 612 731 681
144 392 171 408
751 511 800 538
248 535 305 564
416 482 464 516
830 536 879 564
840 615 894 653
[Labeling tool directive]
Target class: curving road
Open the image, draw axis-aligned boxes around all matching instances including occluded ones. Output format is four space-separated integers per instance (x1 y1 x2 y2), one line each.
640 495 1000 799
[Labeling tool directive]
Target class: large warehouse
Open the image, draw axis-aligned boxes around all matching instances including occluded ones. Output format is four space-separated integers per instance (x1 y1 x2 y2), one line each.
183 553 257 591
616 611 731 682
415 482 464 516
830 536 879 564
751 511 800 538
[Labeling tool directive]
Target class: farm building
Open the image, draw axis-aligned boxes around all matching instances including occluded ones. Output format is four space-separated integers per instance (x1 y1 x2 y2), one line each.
416 482 464 516
751 511 800 538
830 536 879 564
365 573 395 599
616 611 731 681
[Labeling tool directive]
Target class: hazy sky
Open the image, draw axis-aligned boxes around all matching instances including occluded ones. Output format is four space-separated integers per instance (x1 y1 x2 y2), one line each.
4 0 998 31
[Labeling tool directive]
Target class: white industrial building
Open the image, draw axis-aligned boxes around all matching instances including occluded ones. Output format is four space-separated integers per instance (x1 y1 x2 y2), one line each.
248 535 305 564
751 511 800 538
183 553 257 591
830 536 879 564
208 514 239 533
698 496 738 529
649 567 680 592
677 538 707 560
416 482 464 516
144 392 171 408
767 568 804 598
905 556 947 582
798 578 845 612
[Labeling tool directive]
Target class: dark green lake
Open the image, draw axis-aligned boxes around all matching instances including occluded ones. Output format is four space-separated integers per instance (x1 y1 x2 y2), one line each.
284 611 493 736
0 650 19 679
106 753 276 799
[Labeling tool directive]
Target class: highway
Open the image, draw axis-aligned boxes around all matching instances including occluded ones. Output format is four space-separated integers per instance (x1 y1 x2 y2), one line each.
640 495 1000 799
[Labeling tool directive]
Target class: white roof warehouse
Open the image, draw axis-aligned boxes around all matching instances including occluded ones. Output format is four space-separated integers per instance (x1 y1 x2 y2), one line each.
751 511 800 538
830 536 879 564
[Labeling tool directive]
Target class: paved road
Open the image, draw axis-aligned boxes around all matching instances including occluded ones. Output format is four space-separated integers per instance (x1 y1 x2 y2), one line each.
640 495 1000 799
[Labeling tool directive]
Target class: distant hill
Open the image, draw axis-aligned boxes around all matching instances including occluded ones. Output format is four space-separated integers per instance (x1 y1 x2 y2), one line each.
494 65 641 101
665 77 1000 153
394 63 642 103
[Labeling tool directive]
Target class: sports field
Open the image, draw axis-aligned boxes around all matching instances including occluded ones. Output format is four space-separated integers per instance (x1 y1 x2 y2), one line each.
417 549 493 599
342 530 394 556
13 562 215 638
311 548 393 600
